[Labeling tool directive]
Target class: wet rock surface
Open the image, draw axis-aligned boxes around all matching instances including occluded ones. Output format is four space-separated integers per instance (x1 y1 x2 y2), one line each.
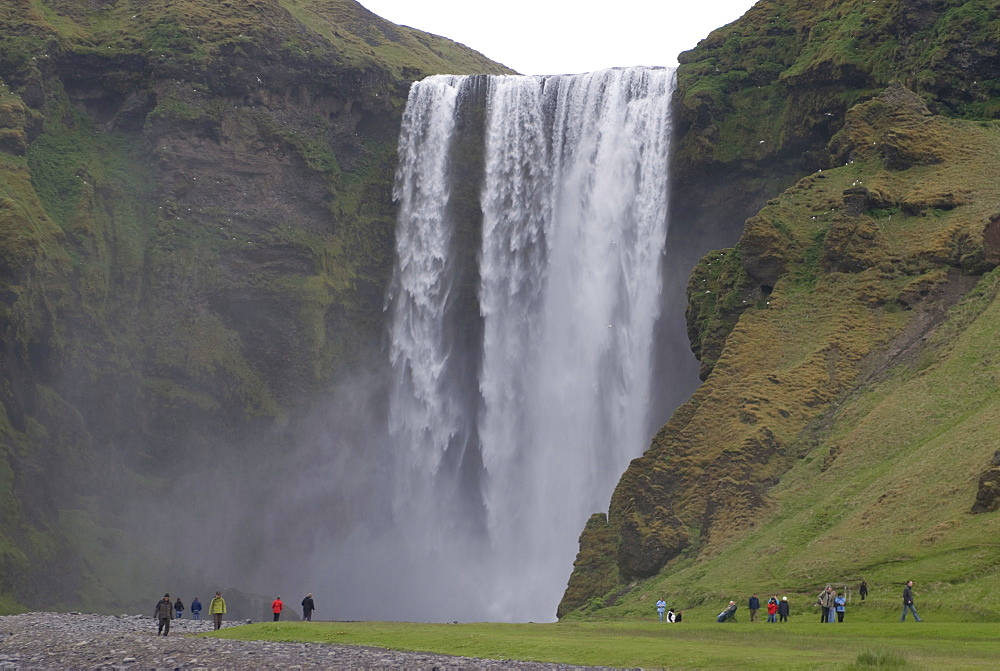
0 612 603 669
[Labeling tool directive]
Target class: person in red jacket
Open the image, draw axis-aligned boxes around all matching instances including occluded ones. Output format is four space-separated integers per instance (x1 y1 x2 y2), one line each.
272 596 284 621
766 595 779 623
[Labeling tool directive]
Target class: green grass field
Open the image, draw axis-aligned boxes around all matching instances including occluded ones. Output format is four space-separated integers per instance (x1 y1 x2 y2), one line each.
207 618 1000 669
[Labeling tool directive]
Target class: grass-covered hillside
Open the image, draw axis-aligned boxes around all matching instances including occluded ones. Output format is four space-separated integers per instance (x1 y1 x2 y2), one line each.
561 84 1000 620
0 0 511 613
0 0 508 80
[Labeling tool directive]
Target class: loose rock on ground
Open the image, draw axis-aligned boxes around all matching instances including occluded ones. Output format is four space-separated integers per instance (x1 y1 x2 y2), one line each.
0 612 610 669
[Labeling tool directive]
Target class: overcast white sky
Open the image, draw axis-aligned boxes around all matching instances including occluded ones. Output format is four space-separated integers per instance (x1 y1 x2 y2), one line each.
358 1 760 75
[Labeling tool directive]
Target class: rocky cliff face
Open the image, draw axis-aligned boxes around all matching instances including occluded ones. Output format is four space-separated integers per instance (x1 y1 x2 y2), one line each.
561 0 1000 618
0 0 511 610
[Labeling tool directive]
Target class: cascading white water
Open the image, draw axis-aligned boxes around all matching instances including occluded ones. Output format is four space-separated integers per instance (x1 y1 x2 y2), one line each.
365 67 675 623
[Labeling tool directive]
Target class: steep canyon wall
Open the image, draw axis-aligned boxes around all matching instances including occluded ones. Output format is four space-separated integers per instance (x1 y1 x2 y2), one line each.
0 0 511 612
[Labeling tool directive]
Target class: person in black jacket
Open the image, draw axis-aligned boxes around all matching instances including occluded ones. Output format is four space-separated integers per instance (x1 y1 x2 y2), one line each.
778 596 790 622
301 593 316 621
901 580 922 622
859 580 868 601
174 597 184 619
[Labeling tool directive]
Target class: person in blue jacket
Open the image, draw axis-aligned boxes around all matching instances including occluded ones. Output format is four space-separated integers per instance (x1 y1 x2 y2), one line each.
834 591 846 622
655 598 667 622
190 596 202 621
748 594 760 622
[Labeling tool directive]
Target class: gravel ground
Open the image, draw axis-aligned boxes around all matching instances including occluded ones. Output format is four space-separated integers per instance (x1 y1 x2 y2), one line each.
0 612 611 670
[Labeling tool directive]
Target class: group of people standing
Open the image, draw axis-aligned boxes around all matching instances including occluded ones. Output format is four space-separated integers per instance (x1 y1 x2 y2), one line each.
723 580 919 625
692 579 922 625
747 594 790 623
269 594 317 621
153 591 226 635
815 586 847 623
155 589 317 634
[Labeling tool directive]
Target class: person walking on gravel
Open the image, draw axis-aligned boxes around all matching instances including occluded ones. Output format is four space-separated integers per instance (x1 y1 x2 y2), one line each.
210 591 227 630
191 596 202 620
154 594 173 636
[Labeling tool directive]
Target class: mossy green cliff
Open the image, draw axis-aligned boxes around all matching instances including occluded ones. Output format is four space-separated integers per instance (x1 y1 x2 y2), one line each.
560 78 1000 618
0 0 511 611
667 0 1000 271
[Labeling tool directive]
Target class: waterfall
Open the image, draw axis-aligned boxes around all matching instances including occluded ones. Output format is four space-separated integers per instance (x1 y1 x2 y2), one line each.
358 67 674 623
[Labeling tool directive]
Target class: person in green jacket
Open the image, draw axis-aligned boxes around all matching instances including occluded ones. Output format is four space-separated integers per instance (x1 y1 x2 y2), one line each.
209 591 227 630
